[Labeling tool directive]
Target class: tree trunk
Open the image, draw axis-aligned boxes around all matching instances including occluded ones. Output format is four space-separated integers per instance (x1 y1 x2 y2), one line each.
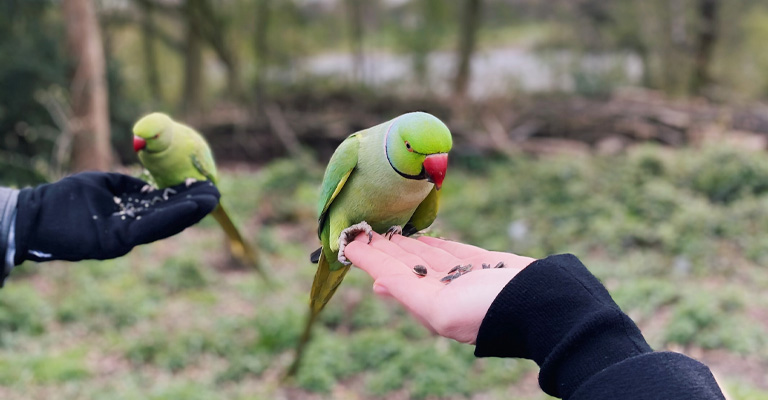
183 0 204 114
691 0 718 95
454 0 482 99
197 0 242 99
346 0 364 83
139 0 163 102
62 0 113 172
253 0 271 106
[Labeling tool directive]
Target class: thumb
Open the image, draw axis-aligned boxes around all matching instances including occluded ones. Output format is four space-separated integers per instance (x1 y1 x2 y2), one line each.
372 282 391 297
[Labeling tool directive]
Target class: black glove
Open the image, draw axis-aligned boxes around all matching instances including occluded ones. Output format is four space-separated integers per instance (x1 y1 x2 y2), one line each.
13 172 220 264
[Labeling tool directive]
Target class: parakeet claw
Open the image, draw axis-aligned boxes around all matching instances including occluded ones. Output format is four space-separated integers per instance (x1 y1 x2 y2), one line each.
162 187 177 200
140 184 155 193
384 225 403 240
337 221 373 265
184 178 198 187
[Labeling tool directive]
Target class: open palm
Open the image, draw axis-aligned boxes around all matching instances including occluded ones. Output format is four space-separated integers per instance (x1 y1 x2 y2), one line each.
345 232 535 344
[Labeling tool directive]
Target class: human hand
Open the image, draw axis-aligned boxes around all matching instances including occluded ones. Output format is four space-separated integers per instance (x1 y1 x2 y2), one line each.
345 233 536 344
13 172 220 264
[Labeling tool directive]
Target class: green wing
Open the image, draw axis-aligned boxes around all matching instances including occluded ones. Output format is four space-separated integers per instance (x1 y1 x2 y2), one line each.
404 185 440 235
191 151 217 184
180 122 217 184
317 134 360 238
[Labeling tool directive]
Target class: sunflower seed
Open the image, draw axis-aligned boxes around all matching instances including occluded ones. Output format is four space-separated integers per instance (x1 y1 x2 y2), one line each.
412 265 428 277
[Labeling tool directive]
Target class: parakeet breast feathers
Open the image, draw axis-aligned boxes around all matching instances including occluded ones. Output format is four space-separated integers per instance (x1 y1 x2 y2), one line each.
134 114 217 188
324 117 436 234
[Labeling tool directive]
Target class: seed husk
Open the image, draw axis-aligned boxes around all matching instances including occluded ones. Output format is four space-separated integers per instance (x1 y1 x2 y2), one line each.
412 265 428 277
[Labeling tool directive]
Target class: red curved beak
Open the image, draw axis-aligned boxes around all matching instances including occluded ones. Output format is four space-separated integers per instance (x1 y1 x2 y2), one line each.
133 136 147 152
423 153 448 190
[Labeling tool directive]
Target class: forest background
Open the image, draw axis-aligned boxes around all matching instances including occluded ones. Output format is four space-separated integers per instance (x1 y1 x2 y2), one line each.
2 0 768 399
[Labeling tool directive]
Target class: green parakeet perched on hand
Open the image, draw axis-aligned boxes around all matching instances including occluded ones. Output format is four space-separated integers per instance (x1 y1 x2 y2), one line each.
287 111 452 376
132 112 267 279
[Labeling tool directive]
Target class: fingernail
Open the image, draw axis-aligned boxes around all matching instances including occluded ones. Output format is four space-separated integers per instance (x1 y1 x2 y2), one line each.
373 283 390 296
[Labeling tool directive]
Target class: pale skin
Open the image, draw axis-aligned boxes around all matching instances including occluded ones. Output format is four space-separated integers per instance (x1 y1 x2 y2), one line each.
345 232 536 344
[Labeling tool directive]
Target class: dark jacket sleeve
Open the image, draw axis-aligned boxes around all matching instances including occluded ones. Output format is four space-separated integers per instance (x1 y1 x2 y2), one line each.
0 187 19 287
475 254 725 400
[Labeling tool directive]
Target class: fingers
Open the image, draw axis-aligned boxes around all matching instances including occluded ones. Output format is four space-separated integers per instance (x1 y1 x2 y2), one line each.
345 233 440 331
171 180 221 198
133 181 219 216
457 251 536 272
417 236 488 259
349 232 465 274
366 233 430 269
389 235 461 272
176 181 221 212
127 200 204 244
345 238 410 281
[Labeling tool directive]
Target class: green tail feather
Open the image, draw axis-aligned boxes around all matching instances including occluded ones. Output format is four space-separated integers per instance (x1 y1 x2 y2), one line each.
210 203 270 282
286 251 349 377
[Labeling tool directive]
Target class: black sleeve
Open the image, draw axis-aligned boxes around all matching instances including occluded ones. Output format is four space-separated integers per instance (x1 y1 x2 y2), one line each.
474 254 725 400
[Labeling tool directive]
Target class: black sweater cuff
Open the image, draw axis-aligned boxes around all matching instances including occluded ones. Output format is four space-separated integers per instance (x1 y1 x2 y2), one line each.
474 254 653 398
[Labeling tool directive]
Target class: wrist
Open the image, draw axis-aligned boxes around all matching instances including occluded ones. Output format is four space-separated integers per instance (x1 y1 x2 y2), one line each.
0 187 19 286
474 254 652 398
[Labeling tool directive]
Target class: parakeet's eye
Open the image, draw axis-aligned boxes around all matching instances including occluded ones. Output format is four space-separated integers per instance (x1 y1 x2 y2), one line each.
405 141 413 152
152 134 160 139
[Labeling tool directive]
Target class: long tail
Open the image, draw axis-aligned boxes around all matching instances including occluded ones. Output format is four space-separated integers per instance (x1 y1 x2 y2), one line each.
286 251 350 378
210 203 269 281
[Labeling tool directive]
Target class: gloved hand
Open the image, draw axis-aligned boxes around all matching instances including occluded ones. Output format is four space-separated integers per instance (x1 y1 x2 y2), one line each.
13 172 220 264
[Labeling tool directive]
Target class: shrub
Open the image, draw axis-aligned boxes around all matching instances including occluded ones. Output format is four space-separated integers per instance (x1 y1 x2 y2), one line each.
0 284 49 339
145 256 211 293
664 291 767 355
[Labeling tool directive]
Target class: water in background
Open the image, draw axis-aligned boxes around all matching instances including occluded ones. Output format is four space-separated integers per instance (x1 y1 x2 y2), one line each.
296 47 643 98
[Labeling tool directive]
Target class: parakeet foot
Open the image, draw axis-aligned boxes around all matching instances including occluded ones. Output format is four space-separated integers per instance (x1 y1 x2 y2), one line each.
140 184 156 193
184 178 198 187
384 225 403 240
162 188 177 200
338 221 373 266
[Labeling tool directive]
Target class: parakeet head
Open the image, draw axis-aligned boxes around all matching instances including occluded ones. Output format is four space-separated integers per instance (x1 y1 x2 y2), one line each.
132 112 174 153
385 112 452 189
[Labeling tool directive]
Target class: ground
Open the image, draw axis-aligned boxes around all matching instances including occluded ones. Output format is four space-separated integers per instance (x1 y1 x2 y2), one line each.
1 146 768 399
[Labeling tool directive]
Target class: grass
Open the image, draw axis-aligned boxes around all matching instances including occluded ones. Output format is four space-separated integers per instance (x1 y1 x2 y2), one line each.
0 144 767 398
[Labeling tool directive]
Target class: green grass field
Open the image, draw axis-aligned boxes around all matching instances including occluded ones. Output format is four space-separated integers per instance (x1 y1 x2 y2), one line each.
2 144 768 399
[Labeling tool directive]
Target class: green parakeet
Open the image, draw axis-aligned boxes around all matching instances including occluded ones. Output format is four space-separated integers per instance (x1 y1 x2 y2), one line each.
132 112 267 279
287 111 452 376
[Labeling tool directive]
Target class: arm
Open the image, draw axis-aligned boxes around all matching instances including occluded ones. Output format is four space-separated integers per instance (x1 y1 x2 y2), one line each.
0 187 19 286
345 234 725 400
476 254 725 400
3 172 220 286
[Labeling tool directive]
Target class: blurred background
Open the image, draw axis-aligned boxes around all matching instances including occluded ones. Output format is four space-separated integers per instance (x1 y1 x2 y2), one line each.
2 0 768 398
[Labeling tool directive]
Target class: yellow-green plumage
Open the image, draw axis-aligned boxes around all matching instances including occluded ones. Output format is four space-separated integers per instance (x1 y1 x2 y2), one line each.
287 111 452 376
132 113 266 279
